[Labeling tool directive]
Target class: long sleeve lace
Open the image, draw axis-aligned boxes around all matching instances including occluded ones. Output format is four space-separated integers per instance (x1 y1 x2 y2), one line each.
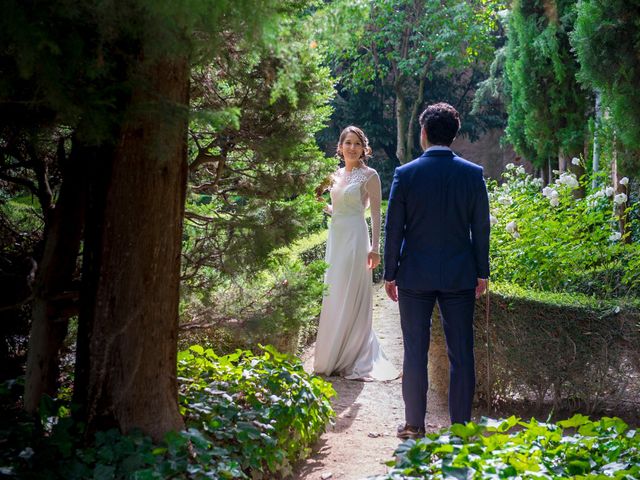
365 172 382 253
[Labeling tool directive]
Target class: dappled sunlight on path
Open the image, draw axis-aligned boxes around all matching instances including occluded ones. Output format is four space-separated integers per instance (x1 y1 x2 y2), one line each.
293 284 450 480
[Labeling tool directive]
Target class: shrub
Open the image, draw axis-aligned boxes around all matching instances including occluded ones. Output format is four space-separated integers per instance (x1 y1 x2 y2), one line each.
488 164 640 296
374 415 640 479
179 254 326 355
2 345 335 479
471 283 640 413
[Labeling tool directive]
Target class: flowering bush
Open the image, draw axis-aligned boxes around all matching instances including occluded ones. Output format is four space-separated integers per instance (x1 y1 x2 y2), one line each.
489 164 639 296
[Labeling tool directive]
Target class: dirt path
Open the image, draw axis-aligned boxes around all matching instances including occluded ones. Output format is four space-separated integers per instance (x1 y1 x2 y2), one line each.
293 284 451 480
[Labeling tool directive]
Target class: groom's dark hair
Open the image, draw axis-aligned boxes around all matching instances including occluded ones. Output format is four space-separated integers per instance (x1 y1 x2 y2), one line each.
419 102 460 146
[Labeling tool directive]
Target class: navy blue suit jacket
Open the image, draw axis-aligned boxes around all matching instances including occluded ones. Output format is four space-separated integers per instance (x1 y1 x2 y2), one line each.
383 149 490 290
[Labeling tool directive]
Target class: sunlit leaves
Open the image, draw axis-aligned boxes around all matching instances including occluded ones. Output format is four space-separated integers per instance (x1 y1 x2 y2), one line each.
376 415 640 479
177 345 335 476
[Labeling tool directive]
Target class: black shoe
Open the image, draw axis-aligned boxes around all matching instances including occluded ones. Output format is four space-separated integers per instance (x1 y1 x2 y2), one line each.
397 423 425 440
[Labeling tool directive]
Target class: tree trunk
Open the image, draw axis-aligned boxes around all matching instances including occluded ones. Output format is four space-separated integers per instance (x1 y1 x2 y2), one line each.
395 85 410 165
558 148 567 172
24 144 86 412
75 54 189 441
592 90 602 189
406 76 426 161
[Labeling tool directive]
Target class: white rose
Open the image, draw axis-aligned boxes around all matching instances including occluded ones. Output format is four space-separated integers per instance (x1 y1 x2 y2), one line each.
605 186 614 197
614 193 628 205
571 157 580 165
505 220 517 233
490 214 498 226
550 197 560 207
542 186 554 198
609 231 622 241
620 177 629 186
505 163 515 170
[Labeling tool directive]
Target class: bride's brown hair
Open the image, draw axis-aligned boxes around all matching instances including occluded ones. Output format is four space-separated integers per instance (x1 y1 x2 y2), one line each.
336 126 373 163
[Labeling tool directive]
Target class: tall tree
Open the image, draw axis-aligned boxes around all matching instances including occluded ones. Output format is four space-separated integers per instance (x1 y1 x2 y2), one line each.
1 0 312 440
571 0 640 176
331 0 500 164
503 0 588 173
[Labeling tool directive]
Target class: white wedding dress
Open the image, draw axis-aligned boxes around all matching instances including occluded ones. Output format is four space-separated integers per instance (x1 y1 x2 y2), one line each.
313 166 398 381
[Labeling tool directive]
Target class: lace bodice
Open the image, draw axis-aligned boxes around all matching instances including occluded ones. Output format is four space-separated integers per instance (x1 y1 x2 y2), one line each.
329 166 382 253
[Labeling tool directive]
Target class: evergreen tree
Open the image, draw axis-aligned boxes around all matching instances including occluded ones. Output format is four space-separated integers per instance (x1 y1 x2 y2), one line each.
503 0 587 174
571 0 640 175
0 0 330 440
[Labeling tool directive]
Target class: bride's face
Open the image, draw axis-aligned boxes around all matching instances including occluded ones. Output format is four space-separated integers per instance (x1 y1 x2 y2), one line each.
340 133 364 164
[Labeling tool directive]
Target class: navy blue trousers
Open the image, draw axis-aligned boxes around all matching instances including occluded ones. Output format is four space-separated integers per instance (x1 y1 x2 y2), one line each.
398 288 476 427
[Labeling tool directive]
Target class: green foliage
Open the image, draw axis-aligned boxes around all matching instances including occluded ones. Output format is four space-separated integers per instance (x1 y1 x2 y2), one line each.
341 0 500 89
488 163 639 296
177 345 335 477
572 0 640 155
503 0 587 166
179 253 327 355
312 0 504 165
374 415 640 479
1 346 335 479
183 4 335 290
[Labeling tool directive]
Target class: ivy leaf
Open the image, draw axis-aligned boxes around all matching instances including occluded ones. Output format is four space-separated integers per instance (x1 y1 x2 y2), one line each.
558 413 591 429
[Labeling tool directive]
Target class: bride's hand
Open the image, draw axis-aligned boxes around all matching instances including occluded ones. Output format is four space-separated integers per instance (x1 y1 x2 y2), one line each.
367 251 380 270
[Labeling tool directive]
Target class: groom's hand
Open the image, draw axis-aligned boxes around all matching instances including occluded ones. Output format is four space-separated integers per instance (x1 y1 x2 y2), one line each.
475 278 488 299
385 280 398 302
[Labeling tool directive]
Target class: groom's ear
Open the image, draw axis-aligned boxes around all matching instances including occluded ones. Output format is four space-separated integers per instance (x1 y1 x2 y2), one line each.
420 126 428 150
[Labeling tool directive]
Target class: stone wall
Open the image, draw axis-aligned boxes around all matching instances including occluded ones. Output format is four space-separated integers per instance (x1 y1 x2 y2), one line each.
451 128 526 180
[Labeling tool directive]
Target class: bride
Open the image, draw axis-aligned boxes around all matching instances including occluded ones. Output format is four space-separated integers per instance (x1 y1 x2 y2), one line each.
313 126 398 381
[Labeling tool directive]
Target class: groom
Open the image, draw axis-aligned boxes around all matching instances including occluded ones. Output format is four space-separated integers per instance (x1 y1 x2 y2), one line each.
383 102 490 439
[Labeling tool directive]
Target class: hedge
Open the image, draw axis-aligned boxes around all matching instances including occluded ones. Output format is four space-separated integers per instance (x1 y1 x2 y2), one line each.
468 283 640 414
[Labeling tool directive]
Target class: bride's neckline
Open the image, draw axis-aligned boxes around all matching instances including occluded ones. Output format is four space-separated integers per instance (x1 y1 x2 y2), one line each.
344 164 365 174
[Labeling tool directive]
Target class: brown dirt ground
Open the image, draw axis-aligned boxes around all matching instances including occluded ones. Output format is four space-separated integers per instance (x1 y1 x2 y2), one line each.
292 284 451 480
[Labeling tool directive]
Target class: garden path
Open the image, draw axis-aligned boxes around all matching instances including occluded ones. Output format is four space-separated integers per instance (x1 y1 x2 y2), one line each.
293 284 451 480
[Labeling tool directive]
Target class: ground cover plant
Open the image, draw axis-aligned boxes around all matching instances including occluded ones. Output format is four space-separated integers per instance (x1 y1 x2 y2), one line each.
0 345 335 479
374 414 640 479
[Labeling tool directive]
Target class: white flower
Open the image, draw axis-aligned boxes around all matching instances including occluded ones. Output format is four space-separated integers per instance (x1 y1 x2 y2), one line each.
614 306 621 313
557 172 579 189
498 195 513 206
571 157 580 165
542 186 559 200
609 231 622 241
605 186 614 197
512 231 521 239
531 178 543 187
620 177 629 186
505 163 515 170
593 190 605 198
490 214 498 226
614 193 628 205
516 166 525 175
505 220 517 233
550 197 560 207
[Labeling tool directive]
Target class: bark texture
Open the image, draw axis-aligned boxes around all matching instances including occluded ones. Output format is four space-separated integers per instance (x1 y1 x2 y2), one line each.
24 146 86 412
77 54 189 441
